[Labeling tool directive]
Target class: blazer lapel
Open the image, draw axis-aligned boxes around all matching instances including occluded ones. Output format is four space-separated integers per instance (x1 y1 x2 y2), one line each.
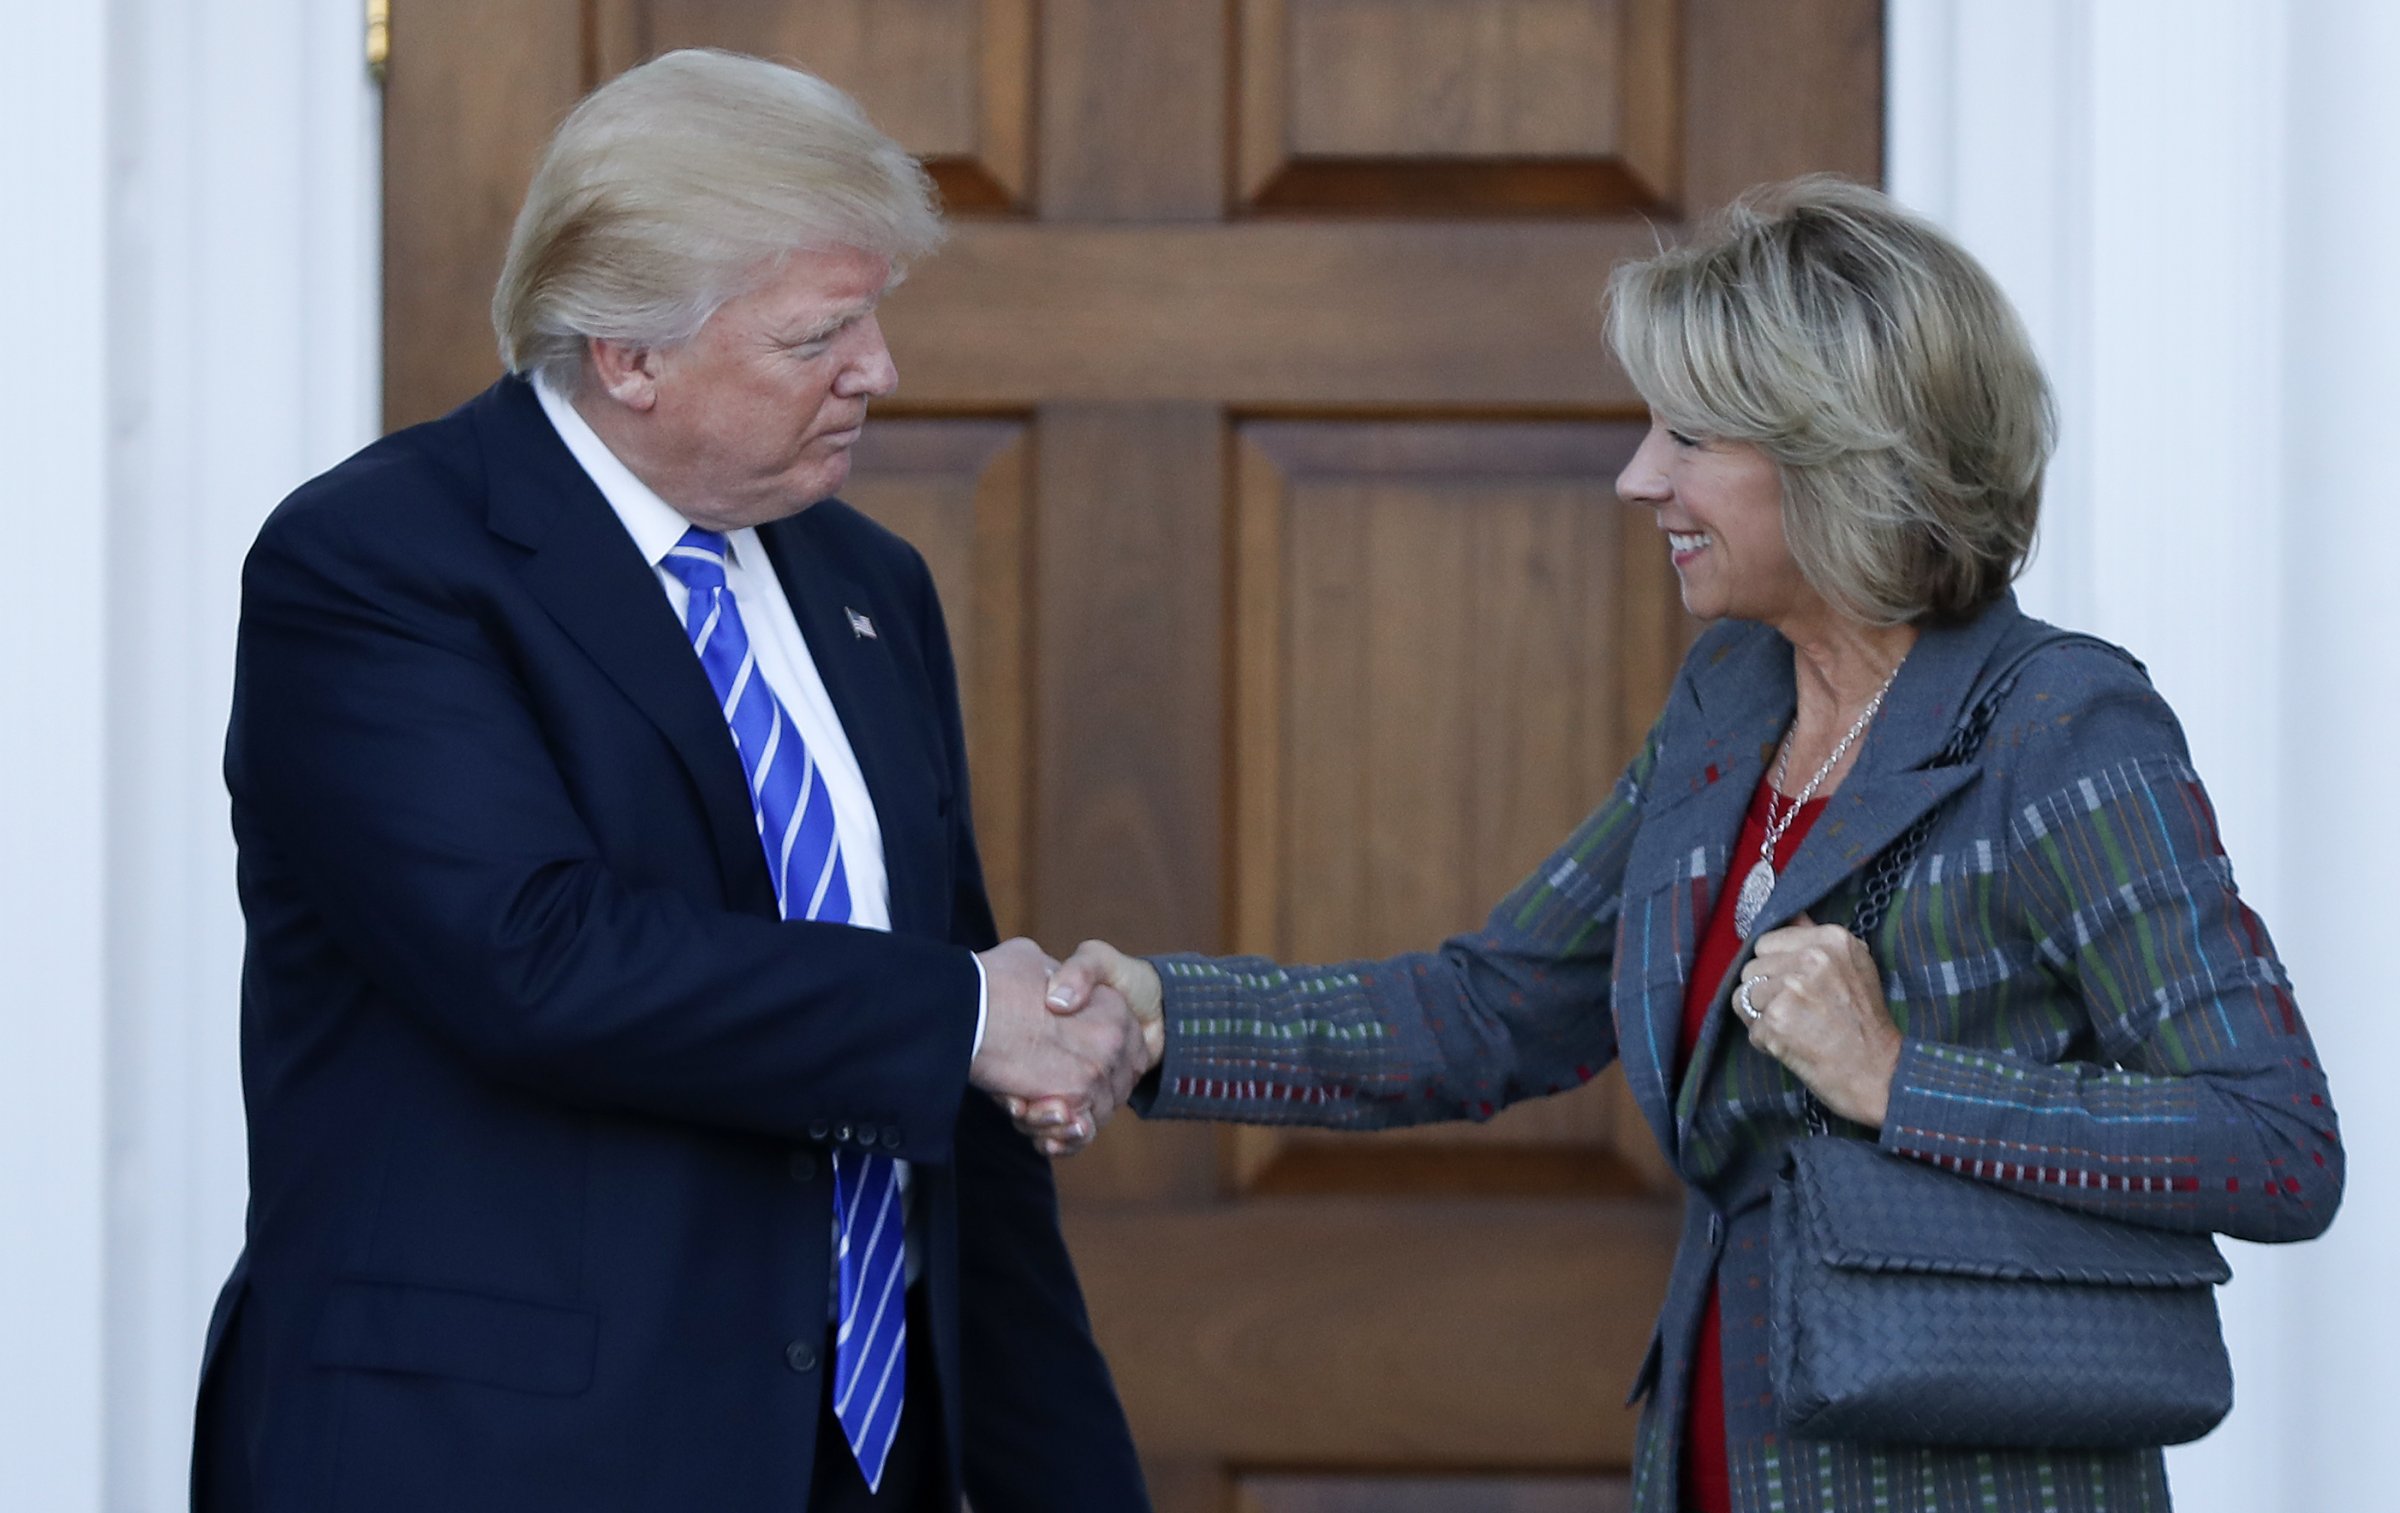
1661 597 2029 1150
1612 628 1791 1161
477 380 776 916
757 515 945 938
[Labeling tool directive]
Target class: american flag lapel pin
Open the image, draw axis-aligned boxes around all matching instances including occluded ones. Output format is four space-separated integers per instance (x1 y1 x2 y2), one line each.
846 607 878 640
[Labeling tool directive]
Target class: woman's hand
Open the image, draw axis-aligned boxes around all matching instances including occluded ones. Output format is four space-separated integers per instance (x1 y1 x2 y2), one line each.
1734 913 1903 1127
1000 940 1165 1156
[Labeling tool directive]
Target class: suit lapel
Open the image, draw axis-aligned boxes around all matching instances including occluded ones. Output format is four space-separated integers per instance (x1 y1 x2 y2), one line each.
756 514 944 938
477 380 776 916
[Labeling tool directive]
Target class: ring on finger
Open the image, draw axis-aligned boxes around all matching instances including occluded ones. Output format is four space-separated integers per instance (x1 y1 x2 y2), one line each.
1736 975 1767 1022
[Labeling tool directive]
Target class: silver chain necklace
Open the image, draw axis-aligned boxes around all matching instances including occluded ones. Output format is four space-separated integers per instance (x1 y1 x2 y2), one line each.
1731 664 1903 940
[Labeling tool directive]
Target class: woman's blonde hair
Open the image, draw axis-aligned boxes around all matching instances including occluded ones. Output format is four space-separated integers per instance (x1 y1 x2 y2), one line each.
493 49 945 391
1605 176 2053 625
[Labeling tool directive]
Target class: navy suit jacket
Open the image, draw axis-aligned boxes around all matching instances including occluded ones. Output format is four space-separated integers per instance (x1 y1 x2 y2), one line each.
195 376 1147 1511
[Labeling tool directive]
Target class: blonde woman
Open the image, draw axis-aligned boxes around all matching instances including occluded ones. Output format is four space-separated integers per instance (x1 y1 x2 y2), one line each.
1032 177 2343 1513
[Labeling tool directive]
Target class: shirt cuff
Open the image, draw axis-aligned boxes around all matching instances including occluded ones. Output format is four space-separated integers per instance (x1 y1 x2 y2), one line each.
969 949 988 1058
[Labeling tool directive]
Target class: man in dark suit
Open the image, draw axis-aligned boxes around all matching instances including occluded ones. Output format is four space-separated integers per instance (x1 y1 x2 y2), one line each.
192 50 1152 1513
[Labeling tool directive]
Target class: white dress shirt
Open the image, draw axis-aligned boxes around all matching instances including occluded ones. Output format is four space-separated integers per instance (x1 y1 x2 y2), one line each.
534 376 986 1286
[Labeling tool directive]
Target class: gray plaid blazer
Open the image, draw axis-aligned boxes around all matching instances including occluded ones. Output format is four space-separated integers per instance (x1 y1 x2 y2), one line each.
1139 592 2342 1512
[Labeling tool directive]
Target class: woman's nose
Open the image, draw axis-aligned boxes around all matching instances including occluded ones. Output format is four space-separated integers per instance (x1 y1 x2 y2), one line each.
1616 424 1672 506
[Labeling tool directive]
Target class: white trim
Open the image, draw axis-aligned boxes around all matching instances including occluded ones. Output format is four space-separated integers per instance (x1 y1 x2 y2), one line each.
105 4 380 1505
2273 5 2400 1509
0 5 111 1509
3 4 380 1508
1893 5 2399 1510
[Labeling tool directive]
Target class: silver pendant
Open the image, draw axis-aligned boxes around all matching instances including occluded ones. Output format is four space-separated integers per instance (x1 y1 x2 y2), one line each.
1733 858 1776 940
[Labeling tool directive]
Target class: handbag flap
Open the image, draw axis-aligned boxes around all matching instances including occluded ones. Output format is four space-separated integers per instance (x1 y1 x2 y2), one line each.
1784 1139 2233 1287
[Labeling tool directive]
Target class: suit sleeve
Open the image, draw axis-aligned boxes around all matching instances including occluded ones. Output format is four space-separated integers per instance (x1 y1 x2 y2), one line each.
881 549 1149 1510
1135 721 1661 1128
1877 651 2344 1241
227 499 980 1155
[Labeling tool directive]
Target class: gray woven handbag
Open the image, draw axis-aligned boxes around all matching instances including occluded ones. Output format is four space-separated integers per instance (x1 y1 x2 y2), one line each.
1767 631 2235 1449
1770 1139 2234 1446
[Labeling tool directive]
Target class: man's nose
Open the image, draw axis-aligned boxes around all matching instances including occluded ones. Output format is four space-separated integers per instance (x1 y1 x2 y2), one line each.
837 314 898 398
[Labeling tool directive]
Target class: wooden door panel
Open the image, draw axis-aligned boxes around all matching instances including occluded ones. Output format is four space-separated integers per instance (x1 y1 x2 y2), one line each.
1225 419 1682 1202
841 420 1033 932
1039 0 1229 219
382 0 585 432
1029 404 1226 955
1284 0 1638 156
595 0 1034 208
883 223 1661 405
385 3 1880 1505
1240 0 1678 211
1235 420 1646 962
1070 1200 1676 1463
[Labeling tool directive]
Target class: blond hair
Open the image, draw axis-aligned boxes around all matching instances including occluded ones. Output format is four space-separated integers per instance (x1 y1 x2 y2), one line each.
493 49 944 391
1606 176 2053 625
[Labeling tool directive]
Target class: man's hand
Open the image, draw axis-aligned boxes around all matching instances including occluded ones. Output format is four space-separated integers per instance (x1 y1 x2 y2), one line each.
968 938 1148 1143
1003 940 1164 1156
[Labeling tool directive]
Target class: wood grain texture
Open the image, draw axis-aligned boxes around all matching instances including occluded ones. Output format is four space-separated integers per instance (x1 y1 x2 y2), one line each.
1682 0 1881 209
840 419 1032 933
883 222 1650 406
1226 420 1678 1196
1238 422 1645 962
1041 0 1227 219
1031 405 1229 1211
1285 0 1625 158
1030 405 1224 956
1066 1198 1676 1463
1240 0 1678 214
597 0 1033 210
631 0 979 150
381 0 585 429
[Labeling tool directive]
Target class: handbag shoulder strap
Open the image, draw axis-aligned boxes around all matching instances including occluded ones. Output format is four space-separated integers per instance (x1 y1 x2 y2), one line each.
1805 628 2135 1138
1848 628 2135 938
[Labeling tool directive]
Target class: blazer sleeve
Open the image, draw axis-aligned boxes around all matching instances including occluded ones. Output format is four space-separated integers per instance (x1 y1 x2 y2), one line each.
227 494 980 1155
1876 647 2344 1242
1136 719 1663 1128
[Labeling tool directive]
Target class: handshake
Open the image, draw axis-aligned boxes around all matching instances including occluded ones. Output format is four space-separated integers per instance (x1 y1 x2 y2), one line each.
967 939 1161 1157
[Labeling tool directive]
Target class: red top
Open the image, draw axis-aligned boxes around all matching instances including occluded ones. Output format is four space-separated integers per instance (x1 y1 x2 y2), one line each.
1676 774 1826 1513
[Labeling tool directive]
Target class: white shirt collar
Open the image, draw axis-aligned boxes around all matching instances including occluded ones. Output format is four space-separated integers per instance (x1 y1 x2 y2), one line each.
531 372 741 571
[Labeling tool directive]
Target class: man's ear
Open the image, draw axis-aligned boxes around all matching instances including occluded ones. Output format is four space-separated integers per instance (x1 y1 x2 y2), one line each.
585 336 663 412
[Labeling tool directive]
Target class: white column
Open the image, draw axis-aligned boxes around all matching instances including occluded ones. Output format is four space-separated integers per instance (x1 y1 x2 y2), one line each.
2275 4 2400 1509
0 7 111 1512
1887 4 2394 1511
101 3 382 1508
2 4 379 1509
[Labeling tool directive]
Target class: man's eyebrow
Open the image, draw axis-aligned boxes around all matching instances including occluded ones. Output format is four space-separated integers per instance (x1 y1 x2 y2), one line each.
787 307 867 342
789 281 899 341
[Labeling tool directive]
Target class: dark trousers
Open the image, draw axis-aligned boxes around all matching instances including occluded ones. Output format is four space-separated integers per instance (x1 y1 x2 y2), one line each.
809 1284 948 1512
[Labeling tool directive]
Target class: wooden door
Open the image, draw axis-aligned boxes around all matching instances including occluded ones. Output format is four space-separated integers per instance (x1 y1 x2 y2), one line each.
384 4 1881 1507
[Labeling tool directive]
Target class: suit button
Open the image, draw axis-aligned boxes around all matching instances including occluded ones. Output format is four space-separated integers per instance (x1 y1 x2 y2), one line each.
787 1152 817 1183
833 1123 853 1145
807 1119 830 1141
881 1127 903 1151
1707 1214 1725 1247
786 1340 818 1374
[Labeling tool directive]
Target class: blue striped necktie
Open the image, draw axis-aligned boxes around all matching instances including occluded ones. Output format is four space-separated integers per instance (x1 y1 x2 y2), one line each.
660 527 908 1491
